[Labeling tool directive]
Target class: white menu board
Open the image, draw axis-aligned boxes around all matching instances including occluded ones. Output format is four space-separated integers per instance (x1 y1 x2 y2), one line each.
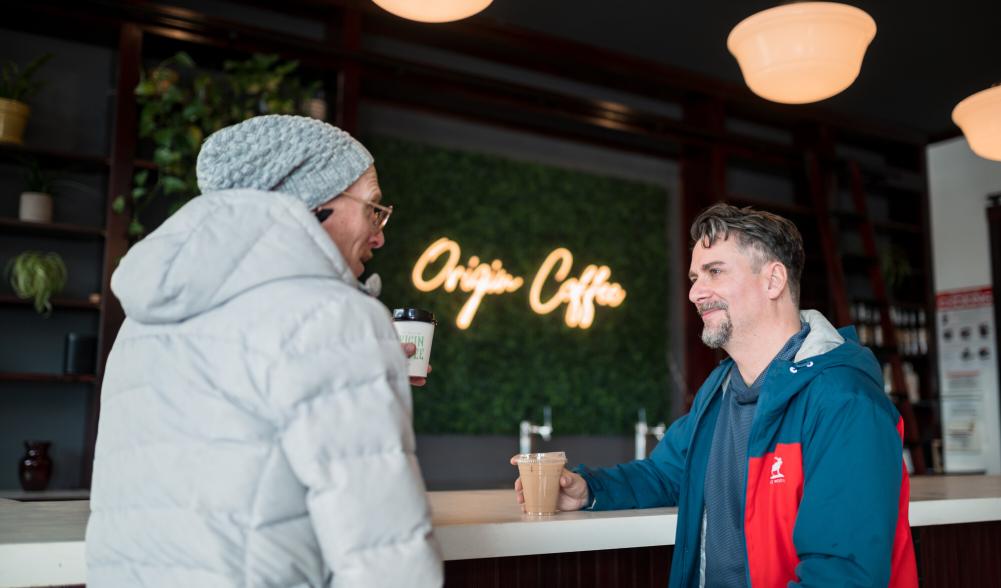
937 286 1001 474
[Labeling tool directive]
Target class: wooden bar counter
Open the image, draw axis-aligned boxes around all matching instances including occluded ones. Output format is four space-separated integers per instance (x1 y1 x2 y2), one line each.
2 476 1000 587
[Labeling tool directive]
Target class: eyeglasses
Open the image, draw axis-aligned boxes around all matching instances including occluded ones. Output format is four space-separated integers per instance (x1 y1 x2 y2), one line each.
313 193 394 230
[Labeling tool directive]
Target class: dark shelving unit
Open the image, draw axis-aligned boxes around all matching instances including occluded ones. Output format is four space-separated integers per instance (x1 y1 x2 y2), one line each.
1 0 941 485
0 372 97 384
0 218 106 240
0 294 101 312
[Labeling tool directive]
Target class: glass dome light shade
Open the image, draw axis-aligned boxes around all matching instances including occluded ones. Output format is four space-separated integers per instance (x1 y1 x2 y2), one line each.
727 2 877 104
372 0 492 23
953 85 1001 162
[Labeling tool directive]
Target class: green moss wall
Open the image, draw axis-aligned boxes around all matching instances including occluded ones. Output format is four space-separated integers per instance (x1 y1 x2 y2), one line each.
366 136 671 434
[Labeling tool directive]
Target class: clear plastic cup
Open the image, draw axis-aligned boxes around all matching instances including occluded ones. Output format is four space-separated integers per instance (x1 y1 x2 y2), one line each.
516 451 567 515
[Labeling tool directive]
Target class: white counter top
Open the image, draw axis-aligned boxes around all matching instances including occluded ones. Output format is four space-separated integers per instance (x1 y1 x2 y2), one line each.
431 475 1001 560
428 489 678 560
2 475 999 586
0 500 89 587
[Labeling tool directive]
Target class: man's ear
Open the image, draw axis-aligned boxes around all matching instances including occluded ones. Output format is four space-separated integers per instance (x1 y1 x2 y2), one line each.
765 261 788 300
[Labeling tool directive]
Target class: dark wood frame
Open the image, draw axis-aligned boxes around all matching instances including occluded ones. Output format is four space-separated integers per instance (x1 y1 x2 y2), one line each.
3 0 938 483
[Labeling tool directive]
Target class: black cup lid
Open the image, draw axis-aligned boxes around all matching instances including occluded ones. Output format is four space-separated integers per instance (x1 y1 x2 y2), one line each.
393 307 436 324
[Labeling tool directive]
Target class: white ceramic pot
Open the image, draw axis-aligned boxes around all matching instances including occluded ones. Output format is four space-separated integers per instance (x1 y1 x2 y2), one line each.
19 191 53 223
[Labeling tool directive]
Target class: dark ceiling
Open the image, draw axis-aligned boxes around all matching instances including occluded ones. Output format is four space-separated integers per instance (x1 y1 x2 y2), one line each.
471 0 1000 140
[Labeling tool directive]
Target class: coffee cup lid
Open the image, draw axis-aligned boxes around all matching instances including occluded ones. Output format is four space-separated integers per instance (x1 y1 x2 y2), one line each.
393 307 437 324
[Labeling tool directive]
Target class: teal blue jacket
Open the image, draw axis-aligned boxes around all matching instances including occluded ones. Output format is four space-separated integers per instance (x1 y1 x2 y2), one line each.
578 311 918 587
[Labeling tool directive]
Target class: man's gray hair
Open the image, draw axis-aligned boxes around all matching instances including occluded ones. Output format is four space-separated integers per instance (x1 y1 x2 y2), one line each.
690 203 805 304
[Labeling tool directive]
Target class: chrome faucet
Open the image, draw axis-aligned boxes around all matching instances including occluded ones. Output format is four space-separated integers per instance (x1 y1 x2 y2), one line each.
519 406 553 454
635 408 666 460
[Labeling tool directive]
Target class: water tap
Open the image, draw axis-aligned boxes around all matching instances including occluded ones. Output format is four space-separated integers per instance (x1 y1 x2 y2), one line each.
519 405 552 454
635 408 666 460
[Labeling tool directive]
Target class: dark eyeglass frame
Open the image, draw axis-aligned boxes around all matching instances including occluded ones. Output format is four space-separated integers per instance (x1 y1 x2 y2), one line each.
313 193 394 230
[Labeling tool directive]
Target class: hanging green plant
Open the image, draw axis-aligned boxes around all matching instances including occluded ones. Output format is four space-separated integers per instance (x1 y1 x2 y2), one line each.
6 251 67 316
114 51 322 238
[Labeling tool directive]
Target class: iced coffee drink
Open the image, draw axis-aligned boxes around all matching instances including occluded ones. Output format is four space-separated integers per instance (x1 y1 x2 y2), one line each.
516 452 567 515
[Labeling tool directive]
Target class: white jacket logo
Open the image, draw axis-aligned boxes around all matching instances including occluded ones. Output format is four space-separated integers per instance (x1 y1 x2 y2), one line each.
770 456 786 484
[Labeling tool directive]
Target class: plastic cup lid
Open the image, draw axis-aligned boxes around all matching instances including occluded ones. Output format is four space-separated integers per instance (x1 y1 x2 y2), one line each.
516 451 566 464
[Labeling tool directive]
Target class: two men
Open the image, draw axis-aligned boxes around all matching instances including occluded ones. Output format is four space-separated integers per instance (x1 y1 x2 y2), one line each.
517 203 918 587
86 115 442 587
86 109 915 587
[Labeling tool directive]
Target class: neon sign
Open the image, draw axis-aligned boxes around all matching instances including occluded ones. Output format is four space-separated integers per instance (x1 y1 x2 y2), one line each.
411 238 524 330
412 238 626 330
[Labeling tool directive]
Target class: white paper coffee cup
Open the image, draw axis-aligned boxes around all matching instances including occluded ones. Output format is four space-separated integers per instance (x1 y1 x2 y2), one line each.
392 308 436 378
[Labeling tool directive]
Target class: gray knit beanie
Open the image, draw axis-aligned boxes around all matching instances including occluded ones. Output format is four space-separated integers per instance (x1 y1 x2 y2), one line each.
196 115 374 210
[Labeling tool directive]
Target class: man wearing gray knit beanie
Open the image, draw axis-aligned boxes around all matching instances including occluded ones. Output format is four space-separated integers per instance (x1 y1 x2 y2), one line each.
88 115 443 588
197 114 387 279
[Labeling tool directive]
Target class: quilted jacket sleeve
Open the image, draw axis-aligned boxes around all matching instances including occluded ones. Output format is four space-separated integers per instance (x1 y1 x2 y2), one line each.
269 305 442 587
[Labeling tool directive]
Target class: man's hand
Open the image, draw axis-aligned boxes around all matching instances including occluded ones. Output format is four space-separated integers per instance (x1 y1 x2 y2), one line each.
509 455 590 513
402 342 431 387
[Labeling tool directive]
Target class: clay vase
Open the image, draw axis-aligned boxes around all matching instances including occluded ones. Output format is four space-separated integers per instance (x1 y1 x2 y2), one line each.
18 441 53 491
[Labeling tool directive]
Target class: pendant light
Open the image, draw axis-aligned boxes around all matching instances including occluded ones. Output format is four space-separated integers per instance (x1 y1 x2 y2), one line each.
727 2 877 104
372 0 492 23
952 85 1001 161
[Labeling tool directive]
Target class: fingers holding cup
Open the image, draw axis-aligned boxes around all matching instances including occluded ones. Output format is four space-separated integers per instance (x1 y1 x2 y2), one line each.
393 308 436 381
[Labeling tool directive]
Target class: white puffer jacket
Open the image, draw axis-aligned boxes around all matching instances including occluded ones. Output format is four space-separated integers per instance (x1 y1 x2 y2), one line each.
86 190 442 587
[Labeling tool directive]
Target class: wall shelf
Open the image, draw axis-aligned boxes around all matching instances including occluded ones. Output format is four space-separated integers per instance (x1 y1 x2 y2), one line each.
0 372 96 384
726 193 815 218
0 142 109 171
873 220 924 235
832 210 923 235
0 218 105 240
0 295 100 311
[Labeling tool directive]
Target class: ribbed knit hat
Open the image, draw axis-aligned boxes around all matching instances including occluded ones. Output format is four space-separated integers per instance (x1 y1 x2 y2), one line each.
196 115 374 210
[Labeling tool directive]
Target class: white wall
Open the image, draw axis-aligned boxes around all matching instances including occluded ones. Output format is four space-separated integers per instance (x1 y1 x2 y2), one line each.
928 137 1001 291
928 136 1001 474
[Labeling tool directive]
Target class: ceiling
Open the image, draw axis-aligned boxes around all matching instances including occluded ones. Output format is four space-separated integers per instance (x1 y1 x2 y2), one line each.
469 0 1000 140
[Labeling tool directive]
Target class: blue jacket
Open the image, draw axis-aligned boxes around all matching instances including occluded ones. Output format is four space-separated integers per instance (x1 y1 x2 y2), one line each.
579 310 917 587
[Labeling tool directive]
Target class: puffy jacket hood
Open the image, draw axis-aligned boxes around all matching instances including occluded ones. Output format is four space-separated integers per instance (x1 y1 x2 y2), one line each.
112 189 358 324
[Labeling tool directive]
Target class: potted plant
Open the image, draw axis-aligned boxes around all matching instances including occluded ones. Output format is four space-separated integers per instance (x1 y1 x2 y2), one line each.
0 53 53 145
6 251 67 316
114 52 320 238
18 157 55 223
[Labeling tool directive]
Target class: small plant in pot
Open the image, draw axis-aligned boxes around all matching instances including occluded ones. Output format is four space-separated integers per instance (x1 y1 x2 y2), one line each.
18 157 55 223
6 251 67 316
0 53 53 145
